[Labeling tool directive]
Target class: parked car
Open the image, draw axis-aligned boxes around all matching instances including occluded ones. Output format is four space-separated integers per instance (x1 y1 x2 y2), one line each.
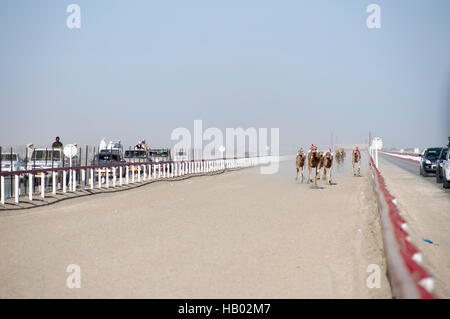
149 148 172 163
419 147 442 177
27 148 64 170
172 149 188 162
124 149 149 163
92 147 126 177
436 147 448 183
1 153 25 172
149 148 173 174
443 150 450 189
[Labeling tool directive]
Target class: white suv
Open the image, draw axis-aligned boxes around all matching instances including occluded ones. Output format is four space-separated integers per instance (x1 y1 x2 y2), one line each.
443 150 450 189
27 148 64 170
1 153 25 172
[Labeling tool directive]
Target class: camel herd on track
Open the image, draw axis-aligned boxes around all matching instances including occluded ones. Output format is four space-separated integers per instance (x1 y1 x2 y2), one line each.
295 145 361 186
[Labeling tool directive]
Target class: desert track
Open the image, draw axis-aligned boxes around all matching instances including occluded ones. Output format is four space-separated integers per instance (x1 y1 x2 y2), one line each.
0 157 391 298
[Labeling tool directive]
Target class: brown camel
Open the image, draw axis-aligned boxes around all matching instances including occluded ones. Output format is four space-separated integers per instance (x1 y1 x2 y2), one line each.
352 147 361 176
335 148 345 165
321 149 334 184
295 148 306 183
307 145 323 186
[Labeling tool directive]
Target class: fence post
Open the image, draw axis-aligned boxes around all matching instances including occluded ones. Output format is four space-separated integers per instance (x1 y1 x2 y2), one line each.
98 168 101 188
14 174 19 203
119 166 123 186
63 170 67 193
81 169 85 190
90 168 94 189
73 169 77 191
0 176 4 205
41 172 45 198
69 167 72 192
29 173 33 200
53 171 57 194
106 168 109 188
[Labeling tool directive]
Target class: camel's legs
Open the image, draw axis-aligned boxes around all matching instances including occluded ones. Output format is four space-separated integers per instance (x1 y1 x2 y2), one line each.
296 168 299 181
328 166 332 184
315 167 319 187
300 167 304 183
308 166 312 184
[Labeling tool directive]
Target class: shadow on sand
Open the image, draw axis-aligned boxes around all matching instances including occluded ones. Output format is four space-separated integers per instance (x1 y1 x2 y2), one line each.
309 185 325 190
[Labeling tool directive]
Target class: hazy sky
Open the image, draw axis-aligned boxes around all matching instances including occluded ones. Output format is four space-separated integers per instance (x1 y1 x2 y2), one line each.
0 0 449 151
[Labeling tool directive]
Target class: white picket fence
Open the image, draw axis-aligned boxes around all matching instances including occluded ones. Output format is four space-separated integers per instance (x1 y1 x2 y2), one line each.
1 156 274 206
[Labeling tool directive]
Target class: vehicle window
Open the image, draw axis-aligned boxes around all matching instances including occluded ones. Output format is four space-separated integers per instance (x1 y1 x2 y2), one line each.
439 148 448 160
100 151 118 160
425 148 441 158
151 150 168 157
124 150 146 158
99 153 119 161
1 154 18 161
31 150 61 161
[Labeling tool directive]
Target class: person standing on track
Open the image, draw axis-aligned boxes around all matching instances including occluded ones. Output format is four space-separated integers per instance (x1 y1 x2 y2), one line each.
352 146 361 176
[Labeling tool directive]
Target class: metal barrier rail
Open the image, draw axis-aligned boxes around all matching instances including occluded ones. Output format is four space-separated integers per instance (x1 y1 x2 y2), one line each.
383 151 420 157
368 155 435 298
0 156 273 206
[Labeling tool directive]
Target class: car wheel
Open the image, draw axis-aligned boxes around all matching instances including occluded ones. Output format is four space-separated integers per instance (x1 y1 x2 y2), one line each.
444 176 450 189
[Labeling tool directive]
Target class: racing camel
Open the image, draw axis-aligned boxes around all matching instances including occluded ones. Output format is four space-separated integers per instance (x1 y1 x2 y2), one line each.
352 146 361 176
321 149 334 184
295 148 306 183
307 145 323 186
335 148 345 165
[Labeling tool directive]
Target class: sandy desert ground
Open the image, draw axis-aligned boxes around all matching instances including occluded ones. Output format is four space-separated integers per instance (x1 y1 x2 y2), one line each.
0 156 391 298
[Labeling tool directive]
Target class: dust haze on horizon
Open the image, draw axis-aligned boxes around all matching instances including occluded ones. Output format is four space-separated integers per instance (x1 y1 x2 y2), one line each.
0 0 449 152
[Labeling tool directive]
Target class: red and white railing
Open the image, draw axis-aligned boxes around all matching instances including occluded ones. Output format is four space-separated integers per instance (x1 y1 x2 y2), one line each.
369 155 435 298
380 151 421 164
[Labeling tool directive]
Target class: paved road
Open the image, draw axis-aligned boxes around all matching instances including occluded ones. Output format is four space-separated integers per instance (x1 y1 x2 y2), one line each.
379 153 450 195
0 158 391 298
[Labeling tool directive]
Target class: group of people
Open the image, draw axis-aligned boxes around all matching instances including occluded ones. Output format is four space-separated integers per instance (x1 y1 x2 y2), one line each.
34 136 150 154
27 136 65 153
135 139 149 151
295 144 362 186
